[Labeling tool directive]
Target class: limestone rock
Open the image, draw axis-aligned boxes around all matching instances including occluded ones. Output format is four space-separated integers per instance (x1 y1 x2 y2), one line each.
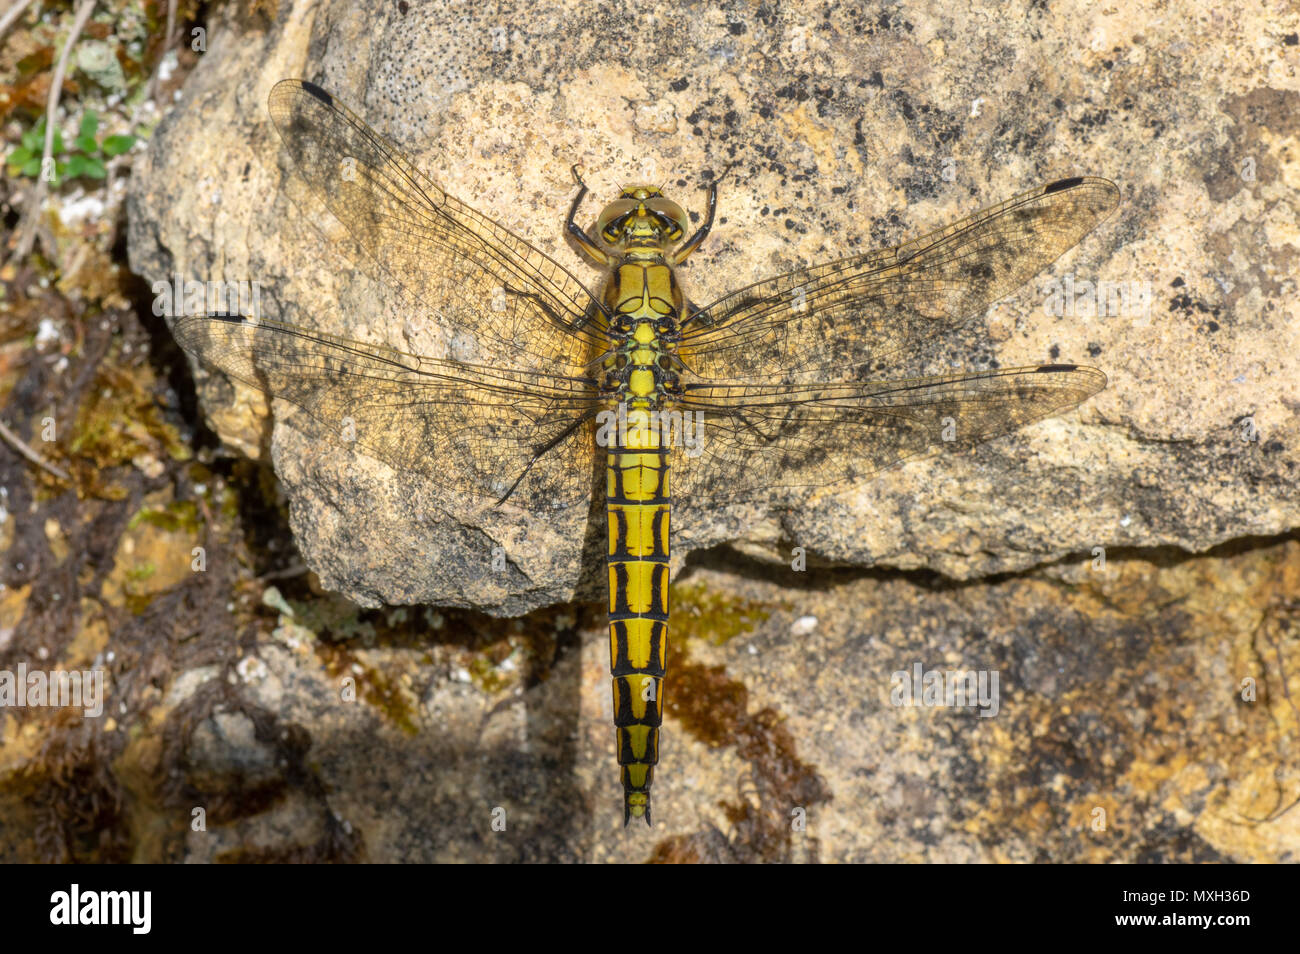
128 0 1299 618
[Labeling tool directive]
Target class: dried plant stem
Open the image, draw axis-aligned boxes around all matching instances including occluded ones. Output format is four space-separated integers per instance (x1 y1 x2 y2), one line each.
0 0 37 43
7 0 98 267
0 418 71 482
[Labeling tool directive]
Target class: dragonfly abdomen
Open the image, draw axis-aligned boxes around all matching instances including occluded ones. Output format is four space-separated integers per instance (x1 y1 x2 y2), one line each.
606 434 670 826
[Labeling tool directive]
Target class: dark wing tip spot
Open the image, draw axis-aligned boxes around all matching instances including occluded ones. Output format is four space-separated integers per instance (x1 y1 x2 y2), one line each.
1035 363 1079 372
1043 176 1085 195
300 81 333 106
207 312 248 324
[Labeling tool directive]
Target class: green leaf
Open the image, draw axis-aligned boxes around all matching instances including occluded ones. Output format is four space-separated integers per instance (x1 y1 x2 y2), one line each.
21 158 40 177
21 126 42 151
83 157 106 179
74 133 97 154
8 147 33 166
80 111 98 137
51 130 64 155
65 154 87 177
102 134 136 157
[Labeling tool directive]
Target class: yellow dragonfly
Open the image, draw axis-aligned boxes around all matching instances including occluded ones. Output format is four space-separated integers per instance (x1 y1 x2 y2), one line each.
172 79 1118 825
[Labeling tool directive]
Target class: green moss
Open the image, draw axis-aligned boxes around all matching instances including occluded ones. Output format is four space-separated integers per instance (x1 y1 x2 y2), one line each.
670 579 781 645
56 339 191 499
125 561 157 582
313 641 420 737
128 499 200 534
467 640 522 694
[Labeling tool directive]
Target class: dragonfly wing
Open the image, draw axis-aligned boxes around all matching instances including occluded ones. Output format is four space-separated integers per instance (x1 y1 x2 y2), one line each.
679 177 1118 380
174 314 600 508
267 79 605 372
672 364 1106 501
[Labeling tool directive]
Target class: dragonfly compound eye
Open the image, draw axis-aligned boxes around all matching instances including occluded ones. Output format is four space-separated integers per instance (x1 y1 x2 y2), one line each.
596 199 637 243
645 197 688 240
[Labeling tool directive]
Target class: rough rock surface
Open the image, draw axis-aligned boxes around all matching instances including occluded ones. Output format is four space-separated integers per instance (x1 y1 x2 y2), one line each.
128 0 1299 613
64 0 1300 862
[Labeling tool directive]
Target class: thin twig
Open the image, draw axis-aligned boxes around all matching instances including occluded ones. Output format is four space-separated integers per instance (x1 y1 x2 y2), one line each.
143 0 178 103
0 418 72 482
165 0 177 56
0 0 37 43
257 562 309 583
8 0 97 266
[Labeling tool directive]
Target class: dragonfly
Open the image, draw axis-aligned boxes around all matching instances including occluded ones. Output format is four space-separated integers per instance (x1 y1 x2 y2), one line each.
172 78 1118 826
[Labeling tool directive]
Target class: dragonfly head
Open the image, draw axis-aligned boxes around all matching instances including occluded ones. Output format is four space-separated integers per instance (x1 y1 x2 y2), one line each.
596 186 689 252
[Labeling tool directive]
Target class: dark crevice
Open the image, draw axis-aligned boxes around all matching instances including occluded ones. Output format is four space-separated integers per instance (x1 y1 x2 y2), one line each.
677 528 1300 595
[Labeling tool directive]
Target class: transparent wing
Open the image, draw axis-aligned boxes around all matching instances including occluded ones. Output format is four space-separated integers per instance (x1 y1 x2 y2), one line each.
673 364 1106 500
173 314 599 508
267 79 606 372
679 177 1118 380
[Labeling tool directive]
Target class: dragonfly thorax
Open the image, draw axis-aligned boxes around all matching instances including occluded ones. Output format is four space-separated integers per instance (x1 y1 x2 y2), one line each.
601 317 683 408
598 241 687 410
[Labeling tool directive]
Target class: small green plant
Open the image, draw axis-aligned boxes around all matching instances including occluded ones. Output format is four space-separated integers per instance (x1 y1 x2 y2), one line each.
6 112 136 183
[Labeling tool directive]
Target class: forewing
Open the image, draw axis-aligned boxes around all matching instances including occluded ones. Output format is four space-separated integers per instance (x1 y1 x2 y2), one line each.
267 79 605 372
679 177 1119 380
173 314 599 508
673 365 1106 501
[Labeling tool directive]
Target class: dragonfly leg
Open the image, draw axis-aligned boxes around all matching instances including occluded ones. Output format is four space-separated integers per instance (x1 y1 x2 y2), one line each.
567 164 611 265
670 162 736 265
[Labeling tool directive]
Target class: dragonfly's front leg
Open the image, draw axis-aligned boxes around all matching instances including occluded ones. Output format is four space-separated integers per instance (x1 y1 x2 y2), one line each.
567 164 611 266
670 162 735 265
